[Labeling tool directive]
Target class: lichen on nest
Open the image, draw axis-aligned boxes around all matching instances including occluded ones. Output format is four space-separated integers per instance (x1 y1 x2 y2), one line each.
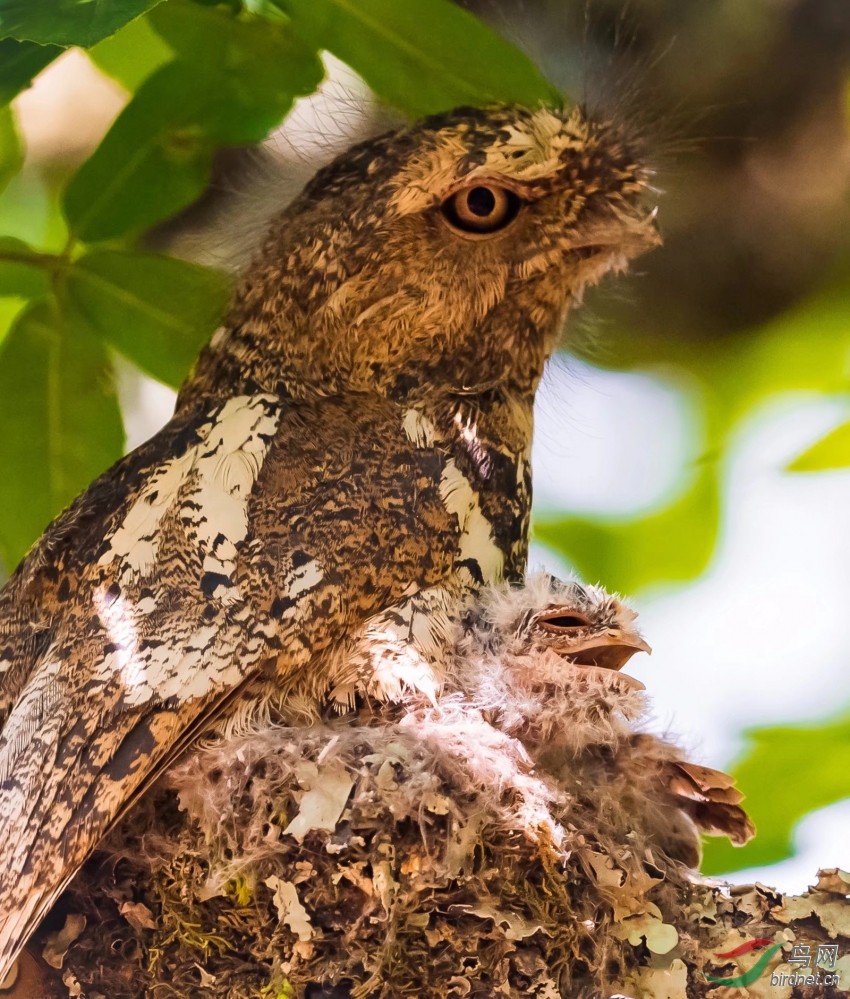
43 577 751 998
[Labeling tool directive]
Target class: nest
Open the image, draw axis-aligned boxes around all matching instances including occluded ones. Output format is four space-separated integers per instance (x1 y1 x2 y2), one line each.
49 677 699 999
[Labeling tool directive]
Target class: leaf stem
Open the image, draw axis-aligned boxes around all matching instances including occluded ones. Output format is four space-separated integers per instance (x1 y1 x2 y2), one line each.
0 248 70 271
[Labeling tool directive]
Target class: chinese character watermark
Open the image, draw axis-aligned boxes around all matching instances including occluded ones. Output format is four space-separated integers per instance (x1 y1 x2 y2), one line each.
769 941 841 988
703 938 843 989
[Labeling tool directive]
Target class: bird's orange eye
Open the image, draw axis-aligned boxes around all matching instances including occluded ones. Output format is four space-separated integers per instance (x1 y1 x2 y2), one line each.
442 184 521 236
535 610 591 632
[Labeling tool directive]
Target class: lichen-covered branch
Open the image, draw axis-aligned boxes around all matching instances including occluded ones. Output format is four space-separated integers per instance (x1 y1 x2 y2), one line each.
617 868 850 999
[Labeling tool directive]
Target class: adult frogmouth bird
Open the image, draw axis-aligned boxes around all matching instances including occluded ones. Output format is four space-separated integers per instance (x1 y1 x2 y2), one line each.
0 103 658 979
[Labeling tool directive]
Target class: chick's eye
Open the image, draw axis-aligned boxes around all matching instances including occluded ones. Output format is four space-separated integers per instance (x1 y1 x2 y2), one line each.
536 611 591 632
442 184 521 235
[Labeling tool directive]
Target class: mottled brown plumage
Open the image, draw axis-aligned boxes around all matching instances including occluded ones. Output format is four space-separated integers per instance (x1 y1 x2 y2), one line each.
0 104 658 979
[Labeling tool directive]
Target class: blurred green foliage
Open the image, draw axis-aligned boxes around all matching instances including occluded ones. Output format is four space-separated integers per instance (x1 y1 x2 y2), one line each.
87 16 171 92
537 282 850 594
0 0 165 47
788 417 850 471
0 0 849 880
703 712 850 875
0 105 21 193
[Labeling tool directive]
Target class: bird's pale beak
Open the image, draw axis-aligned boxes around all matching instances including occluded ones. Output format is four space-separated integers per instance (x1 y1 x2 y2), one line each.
566 633 652 671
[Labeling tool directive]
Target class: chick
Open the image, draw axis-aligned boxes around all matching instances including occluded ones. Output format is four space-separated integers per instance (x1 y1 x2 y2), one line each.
453 572 650 753
455 572 754 866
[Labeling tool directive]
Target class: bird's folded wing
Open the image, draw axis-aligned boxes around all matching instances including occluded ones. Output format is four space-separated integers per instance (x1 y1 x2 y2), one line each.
0 391 467 979
0 395 290 978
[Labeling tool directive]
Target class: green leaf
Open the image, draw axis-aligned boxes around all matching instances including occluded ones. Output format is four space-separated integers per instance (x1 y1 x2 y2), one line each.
0 0 164 47
0 236 51 299
273 0 559 116
786 417 850 472
533 469 721 594
0 238 48 349
62 61 212 242
147 1 323 125
702 713 850 875
63 6 322 241
0 38 62 104
62 250 232 387
0 301 124 571
0 297 26 349
0 168 70 249
88 13 172 93
0 104 22 195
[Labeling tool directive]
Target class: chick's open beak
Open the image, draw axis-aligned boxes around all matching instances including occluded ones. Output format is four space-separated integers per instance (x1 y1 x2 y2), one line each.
566 632 652 671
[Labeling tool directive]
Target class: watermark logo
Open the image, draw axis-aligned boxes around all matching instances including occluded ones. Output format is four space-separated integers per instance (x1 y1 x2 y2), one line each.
703 939 841 988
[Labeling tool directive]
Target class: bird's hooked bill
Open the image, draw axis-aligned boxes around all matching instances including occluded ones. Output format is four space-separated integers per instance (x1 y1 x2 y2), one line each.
564 633 652 672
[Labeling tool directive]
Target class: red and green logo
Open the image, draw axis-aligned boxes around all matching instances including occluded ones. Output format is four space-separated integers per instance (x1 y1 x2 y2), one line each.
703 939 782 987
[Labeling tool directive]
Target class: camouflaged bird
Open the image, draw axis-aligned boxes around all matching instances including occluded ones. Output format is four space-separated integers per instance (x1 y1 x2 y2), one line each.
0 104 658 979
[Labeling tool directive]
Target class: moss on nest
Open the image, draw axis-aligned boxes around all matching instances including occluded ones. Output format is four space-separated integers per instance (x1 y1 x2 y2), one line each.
52 698 692 999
